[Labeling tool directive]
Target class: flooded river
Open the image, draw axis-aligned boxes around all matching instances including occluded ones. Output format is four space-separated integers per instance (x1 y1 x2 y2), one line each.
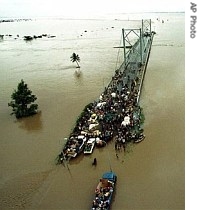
0 12 184 209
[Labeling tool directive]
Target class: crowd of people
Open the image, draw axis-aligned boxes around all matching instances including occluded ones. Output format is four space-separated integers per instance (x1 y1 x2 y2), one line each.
92 178 114 210
58 62 145 163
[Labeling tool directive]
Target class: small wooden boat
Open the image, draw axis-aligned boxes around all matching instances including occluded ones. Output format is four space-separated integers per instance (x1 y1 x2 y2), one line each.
91 171 117 210
84 138 96 154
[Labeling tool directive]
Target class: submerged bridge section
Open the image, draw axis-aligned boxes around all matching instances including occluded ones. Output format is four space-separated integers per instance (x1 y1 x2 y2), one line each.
57 20 155 164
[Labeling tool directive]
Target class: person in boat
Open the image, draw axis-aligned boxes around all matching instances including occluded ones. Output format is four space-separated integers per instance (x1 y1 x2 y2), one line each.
103 199 110 208
92 199 99 209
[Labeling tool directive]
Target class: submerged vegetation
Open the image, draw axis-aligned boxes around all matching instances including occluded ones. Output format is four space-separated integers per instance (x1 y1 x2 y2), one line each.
8 80 38 119
70 52 80 68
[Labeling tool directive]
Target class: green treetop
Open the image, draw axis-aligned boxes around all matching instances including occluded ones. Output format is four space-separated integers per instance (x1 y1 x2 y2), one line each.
8 79 38 119
70 53 80 68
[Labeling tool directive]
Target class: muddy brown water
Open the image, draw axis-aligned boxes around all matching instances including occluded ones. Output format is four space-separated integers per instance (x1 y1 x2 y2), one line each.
0 13 184 209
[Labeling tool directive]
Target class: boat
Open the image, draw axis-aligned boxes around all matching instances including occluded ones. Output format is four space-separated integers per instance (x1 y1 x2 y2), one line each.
131 133 145 143
91 171 117 210
95 138 106 147
134 133 145 143
84 137 96 154
63 134 87 158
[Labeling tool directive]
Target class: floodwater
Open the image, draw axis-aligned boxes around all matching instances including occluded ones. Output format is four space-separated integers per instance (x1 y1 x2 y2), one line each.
0 13 184 209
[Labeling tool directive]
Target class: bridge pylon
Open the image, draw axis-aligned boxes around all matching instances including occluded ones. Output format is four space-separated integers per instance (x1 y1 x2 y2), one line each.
122 19 152 67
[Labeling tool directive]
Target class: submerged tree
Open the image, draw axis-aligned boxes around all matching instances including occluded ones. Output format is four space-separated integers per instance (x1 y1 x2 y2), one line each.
70 52 80 68
8 79 38 119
